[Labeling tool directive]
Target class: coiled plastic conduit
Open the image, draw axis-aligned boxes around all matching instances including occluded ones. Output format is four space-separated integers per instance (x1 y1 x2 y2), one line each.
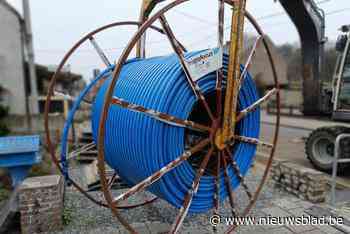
91 51 260 213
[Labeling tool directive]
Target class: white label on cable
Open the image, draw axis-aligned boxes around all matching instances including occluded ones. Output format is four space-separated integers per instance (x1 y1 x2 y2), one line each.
184 47 223 82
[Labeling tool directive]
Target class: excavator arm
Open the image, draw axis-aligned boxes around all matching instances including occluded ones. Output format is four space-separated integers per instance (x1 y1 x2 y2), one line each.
279 0 326 115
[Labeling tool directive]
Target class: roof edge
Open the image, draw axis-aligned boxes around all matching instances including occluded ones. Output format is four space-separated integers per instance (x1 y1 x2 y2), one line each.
0 0 23 23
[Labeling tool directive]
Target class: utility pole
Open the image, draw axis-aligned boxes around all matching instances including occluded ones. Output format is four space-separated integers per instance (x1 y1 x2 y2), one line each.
22 0 39 114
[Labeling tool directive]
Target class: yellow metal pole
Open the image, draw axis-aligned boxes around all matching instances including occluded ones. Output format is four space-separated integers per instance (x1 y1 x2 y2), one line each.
220 0 247 148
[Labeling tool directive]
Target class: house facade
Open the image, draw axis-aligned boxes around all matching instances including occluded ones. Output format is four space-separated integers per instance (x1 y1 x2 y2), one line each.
0 1 27 115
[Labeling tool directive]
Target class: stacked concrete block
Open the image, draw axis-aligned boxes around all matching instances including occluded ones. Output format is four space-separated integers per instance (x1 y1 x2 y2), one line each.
271 161 327 203
18 175 64 234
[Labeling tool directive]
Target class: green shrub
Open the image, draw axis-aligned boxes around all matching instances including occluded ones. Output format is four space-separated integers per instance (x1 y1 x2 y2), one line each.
0 94 10 136
0 187 10 202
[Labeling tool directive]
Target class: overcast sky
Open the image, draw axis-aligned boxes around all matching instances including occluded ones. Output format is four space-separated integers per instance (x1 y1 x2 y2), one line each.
6 0 350 80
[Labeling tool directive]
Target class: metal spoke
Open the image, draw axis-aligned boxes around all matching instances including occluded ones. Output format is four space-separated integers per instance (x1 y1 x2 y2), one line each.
217 0 225 47
224 148 253 201
66 142 96 160
213 150 222 233
54 90 92 104
238 35 263 89
176 39 188 53
222 154 238 217
159 14 215 121
170 148 214 233
108 172 118 190
111 97 211 133
112 139 210 204
216 0 225 121
236 88 278 122
231 135 274 148
89 36 112 67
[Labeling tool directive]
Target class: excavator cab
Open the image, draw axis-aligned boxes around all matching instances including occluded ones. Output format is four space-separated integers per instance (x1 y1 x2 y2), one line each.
333 25 350 122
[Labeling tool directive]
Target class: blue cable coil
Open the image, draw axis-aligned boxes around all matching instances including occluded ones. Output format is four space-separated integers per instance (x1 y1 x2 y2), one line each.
89 50 260 214
61 66 114 179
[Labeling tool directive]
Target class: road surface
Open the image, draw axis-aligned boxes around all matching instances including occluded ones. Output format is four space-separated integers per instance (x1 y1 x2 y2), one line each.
257 122 350 188
259 123 312 167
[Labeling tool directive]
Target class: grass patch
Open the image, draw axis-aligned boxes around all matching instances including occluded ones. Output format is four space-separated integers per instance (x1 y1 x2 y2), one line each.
0 187 11 202
63 203 75 226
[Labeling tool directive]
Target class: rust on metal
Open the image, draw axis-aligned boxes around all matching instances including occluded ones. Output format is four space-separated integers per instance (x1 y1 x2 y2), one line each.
159 14 215 121
216 0 225 122
213 5 225 231
89 1 281 233
232 135 274 148
112 138 210 205
137 0 167 58
223 148 253 200
137 0 187 58
221 153 238 218
238 35 263 90
170 147 214 233
224 7 281 234
213 150 221 233
97 3 192 232
107 172 118 190
111 97 211 132
54 90 93 105
66 142 96 161
89 36 112 67
236 88 278 122
43 21 165 213
221 0 247 148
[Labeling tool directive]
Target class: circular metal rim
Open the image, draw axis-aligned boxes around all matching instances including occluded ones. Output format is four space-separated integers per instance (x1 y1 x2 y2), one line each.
312 136 334 165
44 21 163 209
96 0 280 233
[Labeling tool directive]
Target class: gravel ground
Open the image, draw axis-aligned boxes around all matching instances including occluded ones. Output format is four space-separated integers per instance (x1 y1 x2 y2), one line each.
51 164 299 234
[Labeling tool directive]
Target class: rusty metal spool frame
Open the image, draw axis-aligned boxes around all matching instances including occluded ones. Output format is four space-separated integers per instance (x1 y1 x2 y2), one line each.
43 21 167 209
96 0 281 233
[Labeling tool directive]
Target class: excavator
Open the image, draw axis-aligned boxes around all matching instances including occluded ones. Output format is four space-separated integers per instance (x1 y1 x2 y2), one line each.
279 0 350 173
305 24 350 173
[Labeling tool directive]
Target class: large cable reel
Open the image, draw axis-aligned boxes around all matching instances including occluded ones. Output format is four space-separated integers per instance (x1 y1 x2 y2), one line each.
45 0 281 233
